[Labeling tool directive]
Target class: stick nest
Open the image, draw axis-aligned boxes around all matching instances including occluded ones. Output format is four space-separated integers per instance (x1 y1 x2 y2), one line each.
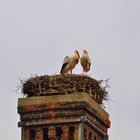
21 74 109 105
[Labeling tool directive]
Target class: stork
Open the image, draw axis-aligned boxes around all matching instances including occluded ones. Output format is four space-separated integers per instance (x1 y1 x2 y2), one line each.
60 50 80 74
80 50 91 74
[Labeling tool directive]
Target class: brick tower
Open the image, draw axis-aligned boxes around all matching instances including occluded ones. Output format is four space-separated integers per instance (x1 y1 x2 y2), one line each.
18 75 111 140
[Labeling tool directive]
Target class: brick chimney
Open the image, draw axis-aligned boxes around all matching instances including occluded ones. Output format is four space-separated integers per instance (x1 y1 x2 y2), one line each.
18 75 111 140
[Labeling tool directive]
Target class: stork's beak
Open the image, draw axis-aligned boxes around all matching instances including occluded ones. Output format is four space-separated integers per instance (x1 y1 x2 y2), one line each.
83 50 87 54
75 50 80 58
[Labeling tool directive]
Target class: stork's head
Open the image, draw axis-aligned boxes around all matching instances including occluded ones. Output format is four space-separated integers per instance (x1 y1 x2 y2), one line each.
83 49 88 54
75 50 80 58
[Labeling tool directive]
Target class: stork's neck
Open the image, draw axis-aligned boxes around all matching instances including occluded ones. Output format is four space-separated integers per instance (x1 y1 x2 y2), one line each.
83 52 88 56
75 52 80 58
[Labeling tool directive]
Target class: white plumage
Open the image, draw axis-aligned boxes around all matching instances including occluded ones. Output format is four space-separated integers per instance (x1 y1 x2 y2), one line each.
80 50 91 74
60 50 80 74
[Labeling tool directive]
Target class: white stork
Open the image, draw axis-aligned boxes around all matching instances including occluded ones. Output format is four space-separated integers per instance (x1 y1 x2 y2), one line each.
80 50 91 74
60 50 80 74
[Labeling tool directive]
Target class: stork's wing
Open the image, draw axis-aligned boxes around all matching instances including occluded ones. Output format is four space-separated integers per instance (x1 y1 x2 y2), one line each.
89 58 91 70
75 57 79 64
80 56 84 66
60 56 70 74
63 56 70 64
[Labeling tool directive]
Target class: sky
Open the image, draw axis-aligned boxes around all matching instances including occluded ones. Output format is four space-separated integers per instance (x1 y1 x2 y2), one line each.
0 0 140 139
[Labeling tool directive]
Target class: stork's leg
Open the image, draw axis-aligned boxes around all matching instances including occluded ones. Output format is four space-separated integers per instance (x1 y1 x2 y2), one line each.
83 69 84 74
67 70 69 74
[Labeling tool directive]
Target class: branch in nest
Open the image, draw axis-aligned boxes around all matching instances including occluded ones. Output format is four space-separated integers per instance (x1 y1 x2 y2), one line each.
99 79 110 90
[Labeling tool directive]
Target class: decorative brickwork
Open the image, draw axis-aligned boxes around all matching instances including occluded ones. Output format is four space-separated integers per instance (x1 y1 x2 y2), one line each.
61 126 69 140
73 127 78 140
48 126 56 140
35 129 43 140
18 93 110 140
24 128 30 140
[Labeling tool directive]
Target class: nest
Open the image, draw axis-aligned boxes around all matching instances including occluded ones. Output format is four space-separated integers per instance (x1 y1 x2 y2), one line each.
21 74 109 105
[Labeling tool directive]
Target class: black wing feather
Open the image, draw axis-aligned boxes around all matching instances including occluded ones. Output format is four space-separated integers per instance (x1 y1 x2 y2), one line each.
89 62 91 70
60 62 68 74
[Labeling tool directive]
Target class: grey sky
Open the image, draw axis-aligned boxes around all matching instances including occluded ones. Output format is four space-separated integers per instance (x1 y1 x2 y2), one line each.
0 0 140 139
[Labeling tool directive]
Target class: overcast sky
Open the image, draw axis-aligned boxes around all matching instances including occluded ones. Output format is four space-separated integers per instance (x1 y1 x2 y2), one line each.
0 0 140 139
